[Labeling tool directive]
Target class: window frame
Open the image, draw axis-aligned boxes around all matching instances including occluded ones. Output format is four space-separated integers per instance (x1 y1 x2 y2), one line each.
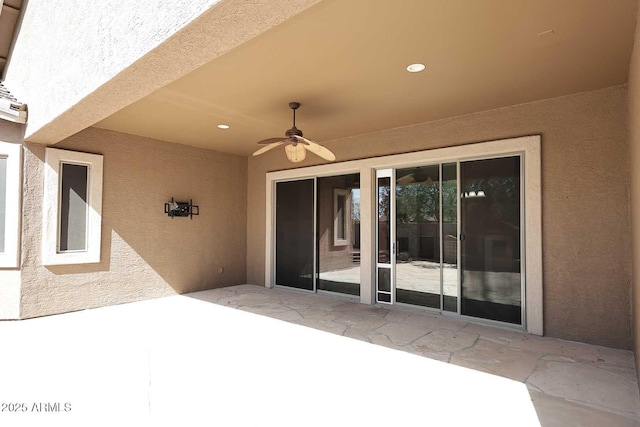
0 141 21 268
42 148 103 265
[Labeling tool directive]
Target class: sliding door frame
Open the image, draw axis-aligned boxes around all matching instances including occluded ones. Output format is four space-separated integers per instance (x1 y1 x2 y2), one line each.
375 169 395 304
457 154 525 326
265 135 542 335
273 177 318 293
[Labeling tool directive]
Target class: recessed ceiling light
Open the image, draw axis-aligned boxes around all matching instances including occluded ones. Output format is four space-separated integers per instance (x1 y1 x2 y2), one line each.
406 63 426 73
217 124 230 129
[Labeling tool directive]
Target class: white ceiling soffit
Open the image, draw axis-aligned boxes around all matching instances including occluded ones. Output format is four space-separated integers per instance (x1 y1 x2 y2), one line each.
95 0 638 156
0 0 23 78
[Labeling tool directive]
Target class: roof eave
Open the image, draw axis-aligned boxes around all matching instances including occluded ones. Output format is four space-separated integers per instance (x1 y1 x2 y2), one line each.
0 105 26 124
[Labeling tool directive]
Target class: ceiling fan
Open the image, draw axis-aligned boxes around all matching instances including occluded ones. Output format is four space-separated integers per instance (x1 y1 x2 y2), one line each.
252 102 336 163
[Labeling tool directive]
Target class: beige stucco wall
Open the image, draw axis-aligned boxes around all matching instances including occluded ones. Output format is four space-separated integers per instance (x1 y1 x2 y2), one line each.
0 119 25 319
5 0 217 139
19 127 247 318
247 85 632 349
0 119 25 145
5 0 321 145
628 0 640 385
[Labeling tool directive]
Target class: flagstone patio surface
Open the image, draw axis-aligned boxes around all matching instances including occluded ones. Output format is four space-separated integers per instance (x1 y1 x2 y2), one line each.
0 284 637 426
194 285 640 426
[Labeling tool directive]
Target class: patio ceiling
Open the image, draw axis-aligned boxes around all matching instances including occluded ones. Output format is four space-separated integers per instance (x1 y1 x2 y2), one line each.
94 0 637 156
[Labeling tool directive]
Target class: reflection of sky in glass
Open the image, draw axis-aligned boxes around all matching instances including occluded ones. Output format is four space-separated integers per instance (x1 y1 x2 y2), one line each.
351 189 360 222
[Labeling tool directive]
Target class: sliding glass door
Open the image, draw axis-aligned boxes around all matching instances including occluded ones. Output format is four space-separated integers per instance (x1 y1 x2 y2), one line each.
375 156 523 326
441 163 459 312
275 174 361 296
275 179 315 291
385 163 459 311
274 155 524 326
460 156 522 324
317 174 361 296
395 164 441 308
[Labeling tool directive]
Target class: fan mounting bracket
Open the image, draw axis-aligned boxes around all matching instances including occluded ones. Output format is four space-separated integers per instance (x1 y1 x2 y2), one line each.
289 102 300 110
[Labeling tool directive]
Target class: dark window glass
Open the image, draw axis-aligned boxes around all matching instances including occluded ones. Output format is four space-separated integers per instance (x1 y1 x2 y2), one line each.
336 194 346 240
378 268 391 292
59 163 88 252
377 292 391 303
275 180 314 291
460 156 521 324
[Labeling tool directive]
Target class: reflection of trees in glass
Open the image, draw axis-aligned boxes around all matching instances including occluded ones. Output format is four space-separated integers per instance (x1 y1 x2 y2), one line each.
379 173 462 224
378 181 390 218
464 177 519 225
394 180 457 224
396 182 438 223
442 180 457 222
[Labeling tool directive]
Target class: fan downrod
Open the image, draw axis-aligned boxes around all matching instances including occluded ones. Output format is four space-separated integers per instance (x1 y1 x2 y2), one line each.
286 101 302 140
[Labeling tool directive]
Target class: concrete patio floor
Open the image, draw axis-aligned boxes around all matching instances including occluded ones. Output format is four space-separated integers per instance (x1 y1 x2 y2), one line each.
0 284 638 426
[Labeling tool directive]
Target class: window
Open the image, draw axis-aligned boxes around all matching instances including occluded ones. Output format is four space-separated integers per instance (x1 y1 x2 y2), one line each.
0 141 21 268
333 188 350 246
42 148 103 265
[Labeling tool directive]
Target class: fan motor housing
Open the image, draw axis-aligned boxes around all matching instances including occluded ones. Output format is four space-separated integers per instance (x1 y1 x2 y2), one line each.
285 126 303 138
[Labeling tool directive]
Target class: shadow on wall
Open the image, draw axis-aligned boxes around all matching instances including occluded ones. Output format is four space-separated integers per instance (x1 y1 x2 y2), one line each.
0 117 26 144
20 127 248 317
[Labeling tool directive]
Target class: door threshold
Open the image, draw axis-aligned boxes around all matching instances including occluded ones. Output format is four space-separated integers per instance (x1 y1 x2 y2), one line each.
375 301 527 332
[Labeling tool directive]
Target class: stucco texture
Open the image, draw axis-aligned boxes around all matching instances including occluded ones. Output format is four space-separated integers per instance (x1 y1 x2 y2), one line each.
247 86 632 349
19 127 247 318
5 0 321 145
0 120 25 319
628 0 640 384
0 119 25 145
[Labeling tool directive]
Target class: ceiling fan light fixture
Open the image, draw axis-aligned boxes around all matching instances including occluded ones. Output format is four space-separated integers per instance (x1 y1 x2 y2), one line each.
406 63 426 73
285 143 306 163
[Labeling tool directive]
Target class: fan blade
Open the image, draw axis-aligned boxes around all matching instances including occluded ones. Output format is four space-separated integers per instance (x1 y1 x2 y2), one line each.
396 173 415 186
257 137 286 145
252 141 284 156
285 143 306 163
296 136 336 161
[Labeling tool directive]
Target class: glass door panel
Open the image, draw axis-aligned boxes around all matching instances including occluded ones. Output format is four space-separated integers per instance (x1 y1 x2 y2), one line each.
442 163 458 312
317 174 361 296
395 165 440 308
460 156 522 324
376 170 393 303
275 179 315 291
